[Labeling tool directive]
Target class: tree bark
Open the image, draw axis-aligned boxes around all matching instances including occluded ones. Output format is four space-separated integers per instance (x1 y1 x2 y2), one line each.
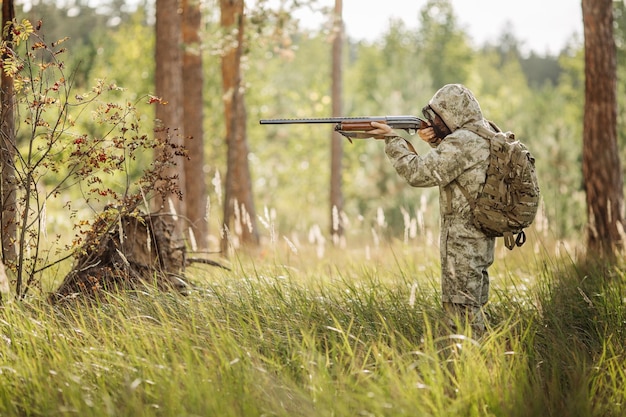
1 0 17 268
182 0 209 250
155 0 186 219
220 0 259 253
330 0 344 242
582 0 624 257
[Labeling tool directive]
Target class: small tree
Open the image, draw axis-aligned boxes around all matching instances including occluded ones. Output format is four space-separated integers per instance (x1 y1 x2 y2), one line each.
0 20 188 299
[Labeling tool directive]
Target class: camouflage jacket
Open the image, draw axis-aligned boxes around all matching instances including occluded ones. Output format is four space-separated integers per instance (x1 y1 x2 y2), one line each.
384 84 496 306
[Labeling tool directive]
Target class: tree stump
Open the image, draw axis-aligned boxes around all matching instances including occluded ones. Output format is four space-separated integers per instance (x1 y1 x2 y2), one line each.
52 212 187 301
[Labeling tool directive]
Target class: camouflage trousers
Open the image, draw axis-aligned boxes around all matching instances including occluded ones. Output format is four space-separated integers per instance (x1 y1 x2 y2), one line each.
439 220 495 307
443 302 487 336
439 220 494 336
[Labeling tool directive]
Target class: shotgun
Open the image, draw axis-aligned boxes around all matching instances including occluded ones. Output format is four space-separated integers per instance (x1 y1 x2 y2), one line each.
259 116 429 142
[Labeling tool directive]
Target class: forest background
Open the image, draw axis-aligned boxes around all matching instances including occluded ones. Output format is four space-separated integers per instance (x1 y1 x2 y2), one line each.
3 0 623 284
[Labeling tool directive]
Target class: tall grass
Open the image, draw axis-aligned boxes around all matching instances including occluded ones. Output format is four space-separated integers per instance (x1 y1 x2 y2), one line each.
0 240 624 416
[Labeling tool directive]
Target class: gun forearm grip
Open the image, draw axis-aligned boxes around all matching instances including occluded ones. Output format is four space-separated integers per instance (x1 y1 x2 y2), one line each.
337 121 384 131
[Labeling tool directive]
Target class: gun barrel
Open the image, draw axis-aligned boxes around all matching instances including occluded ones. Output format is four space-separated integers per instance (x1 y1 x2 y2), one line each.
259 117 386 125
260 116 425 124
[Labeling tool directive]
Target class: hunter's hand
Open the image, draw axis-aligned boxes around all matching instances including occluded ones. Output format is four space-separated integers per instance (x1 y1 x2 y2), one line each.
368 121 395 139
418 126 438 144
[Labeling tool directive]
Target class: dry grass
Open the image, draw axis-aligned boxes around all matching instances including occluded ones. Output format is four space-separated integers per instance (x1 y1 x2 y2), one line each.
0 226 624 416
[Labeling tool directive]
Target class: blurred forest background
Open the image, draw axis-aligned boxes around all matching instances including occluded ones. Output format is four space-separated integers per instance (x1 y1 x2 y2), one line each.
5 0 623 264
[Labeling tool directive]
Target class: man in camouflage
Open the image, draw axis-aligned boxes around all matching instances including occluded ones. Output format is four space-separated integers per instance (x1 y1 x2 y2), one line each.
369 84 495 334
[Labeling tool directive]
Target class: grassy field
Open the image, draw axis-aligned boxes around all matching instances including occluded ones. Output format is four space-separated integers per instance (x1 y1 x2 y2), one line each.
0 235 625 417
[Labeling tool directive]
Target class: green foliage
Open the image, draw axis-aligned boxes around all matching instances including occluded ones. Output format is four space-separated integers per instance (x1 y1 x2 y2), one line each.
417 0 474 89
20 0 129 88
87 7 155 105
520 52 562 88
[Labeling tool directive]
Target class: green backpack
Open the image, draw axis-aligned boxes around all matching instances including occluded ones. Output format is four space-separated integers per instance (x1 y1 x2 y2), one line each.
456 122 541 250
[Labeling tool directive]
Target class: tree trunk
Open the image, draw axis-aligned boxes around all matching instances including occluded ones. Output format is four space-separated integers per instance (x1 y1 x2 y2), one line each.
155 0 186 219
182 0 209 250
330 0 344 243
582 0 624 257
1 0 17 269
220 0 259 254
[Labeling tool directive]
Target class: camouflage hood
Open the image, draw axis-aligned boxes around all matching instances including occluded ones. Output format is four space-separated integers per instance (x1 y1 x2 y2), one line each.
428 84 490 133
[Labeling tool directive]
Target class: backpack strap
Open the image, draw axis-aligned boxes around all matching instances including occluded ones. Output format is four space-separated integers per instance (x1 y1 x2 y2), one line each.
453 179 476 210
503 233 515 250
502 231 526 250
445 179 475 216
463 121 501 140
448 121 497 214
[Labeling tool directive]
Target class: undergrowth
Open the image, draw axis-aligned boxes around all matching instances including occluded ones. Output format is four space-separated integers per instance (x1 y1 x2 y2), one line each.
0 246 624 417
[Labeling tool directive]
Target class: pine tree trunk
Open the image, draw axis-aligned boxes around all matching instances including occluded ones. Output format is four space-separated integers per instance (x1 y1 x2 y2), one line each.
330 0 344 242
155 0 186 218
582 0 625 257
220 0 259 254
1 0 17 269
182 0 209 250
